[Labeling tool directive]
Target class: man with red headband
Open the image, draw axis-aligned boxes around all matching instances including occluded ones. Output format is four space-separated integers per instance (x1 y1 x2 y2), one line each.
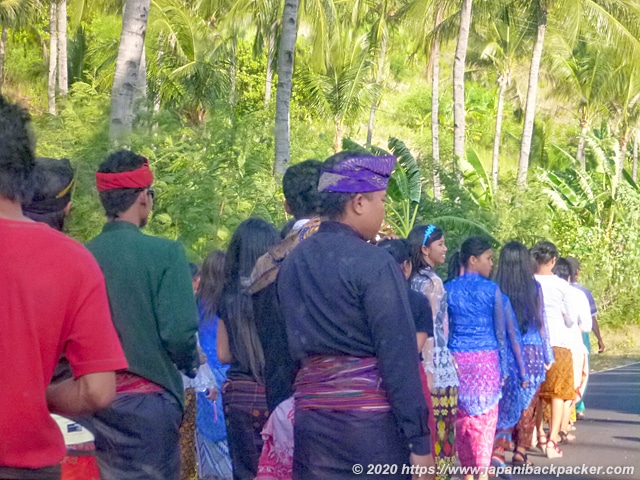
0 97 127 479
79 150 200 480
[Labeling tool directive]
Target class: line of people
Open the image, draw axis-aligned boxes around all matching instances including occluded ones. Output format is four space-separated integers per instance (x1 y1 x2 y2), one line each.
1 92 605 480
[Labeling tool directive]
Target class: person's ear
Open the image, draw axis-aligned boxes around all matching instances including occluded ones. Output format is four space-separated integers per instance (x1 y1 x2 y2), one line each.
63 202 72 217
421 245 429 257
351 193 367 215
284 200 293 216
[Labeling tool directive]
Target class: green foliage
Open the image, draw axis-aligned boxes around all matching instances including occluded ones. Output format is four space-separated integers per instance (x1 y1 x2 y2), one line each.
5 0 640 329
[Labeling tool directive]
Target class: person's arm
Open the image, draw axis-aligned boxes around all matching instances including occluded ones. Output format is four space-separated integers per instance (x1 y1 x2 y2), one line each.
217 319 234 364
417 332 428 351
560 281 578 328
46 372 116 416
493 286 509 381
502 292 527 383
592 315 606 352
156 243 200 377
538 285 555 366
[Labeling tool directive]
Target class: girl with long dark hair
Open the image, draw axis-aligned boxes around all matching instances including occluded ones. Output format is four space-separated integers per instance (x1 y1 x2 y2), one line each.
408 224 458 480
217 219 280 480
494 242 554 467
195 250 233 480
530 242 578 459
446 237 526 480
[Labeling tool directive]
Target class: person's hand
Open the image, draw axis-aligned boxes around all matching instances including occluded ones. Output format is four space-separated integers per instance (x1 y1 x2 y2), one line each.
410 453 435 480
598 340 606 353
206 387 218 401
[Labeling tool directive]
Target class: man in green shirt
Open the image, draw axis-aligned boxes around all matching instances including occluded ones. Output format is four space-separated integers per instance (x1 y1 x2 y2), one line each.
81 150 199 480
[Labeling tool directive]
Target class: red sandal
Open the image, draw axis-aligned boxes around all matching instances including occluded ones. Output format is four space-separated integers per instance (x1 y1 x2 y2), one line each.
546 439 563 458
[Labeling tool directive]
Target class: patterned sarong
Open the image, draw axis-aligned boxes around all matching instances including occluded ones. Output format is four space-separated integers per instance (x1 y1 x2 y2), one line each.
294 356 390 412
256 397 295 480
539 347 574 401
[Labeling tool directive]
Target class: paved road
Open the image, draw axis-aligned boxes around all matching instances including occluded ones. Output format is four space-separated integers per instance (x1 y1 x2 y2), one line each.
509 362 640 480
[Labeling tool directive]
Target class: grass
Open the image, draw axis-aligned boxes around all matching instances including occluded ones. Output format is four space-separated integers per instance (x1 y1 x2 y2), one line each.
588 324 640 372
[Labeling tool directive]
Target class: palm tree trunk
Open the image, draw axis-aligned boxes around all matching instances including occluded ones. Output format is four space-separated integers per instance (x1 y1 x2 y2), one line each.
264 26 275 108
57 0 68 96
431 8 443 201
334 119 343 153
576 119 587 169
274 0 299 175
137 43 147 103
109 0 150 141
230 34 237 106
48 2 58 115
633 130 638 182
0 25 7 94
452 0 473 172
617 136 629 182
492 76 506 190
517 6 547 188
366 34 387 146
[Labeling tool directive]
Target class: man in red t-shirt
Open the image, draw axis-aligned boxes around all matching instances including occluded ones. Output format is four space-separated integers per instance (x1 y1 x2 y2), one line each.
0 96 128 480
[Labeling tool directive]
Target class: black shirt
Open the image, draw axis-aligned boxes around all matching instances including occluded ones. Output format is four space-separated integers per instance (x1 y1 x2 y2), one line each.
408 288 434 337
277 221 430 455
254 284 298 412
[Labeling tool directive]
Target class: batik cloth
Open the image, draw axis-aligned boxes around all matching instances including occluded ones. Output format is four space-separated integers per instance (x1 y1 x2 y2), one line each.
539 347 574 401
431 387 458 480
292 356 411 480
256 397 295 480
453 350 501 470
456 403 499 470
222 380 269 480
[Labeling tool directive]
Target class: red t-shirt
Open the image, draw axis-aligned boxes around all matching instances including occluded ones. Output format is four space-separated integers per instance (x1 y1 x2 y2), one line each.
0 218 128 469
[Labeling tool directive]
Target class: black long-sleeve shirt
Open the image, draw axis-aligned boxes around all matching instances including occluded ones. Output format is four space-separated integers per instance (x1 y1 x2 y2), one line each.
276 221 430 455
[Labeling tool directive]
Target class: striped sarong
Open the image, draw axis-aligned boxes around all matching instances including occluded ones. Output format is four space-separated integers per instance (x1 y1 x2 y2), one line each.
294 356 390 412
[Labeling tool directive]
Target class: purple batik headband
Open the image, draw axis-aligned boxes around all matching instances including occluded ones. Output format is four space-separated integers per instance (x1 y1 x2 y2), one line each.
318 154 396 193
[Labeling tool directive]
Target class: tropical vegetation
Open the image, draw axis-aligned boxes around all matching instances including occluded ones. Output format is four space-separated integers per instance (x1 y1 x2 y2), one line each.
3 0 640 328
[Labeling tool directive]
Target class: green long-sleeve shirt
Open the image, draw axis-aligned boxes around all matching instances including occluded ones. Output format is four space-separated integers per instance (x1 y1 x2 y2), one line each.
87 221 199 409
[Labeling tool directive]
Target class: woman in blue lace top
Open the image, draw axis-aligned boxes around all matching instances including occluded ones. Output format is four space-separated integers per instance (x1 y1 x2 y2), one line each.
493 242 554 467
446 237 526 480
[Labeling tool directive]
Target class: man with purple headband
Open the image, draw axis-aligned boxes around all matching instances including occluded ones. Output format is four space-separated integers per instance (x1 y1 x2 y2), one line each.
277 151 433 479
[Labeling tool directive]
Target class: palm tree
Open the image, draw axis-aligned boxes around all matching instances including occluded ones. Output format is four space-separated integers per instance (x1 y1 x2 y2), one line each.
299 28 376 153
547 40 613 169
516 0 545 188
147 0 227 123
57 0 68 95
633 129 638 182
109 0 150 141
517 0 640 188
470 4 530 189
605 64 640 182
0 0 36 93
406 0 456 200
48 0 57 114
273 0 299 174
452 0 472 172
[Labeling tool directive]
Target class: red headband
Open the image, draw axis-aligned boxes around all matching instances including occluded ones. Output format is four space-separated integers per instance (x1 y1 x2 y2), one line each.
95 158 154 192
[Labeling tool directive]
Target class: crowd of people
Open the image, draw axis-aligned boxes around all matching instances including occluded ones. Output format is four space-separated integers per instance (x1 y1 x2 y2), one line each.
1 92 606 480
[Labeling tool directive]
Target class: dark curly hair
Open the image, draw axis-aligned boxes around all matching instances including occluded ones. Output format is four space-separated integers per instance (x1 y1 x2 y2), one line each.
283 159 323 220
0 95 36 202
